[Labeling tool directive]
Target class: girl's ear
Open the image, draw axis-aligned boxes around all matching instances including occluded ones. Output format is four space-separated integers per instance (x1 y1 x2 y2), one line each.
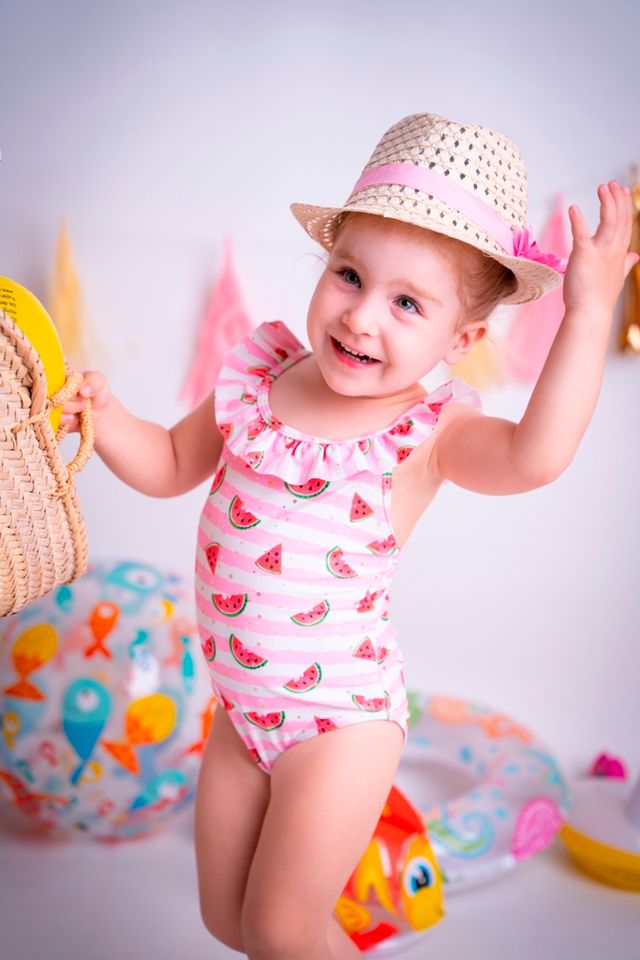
442 322 488 366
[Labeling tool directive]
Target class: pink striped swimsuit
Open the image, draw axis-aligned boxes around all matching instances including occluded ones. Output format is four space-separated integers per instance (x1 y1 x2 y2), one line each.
195 321 481 775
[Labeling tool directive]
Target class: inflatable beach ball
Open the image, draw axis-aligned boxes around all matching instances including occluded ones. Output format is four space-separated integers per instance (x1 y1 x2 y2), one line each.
0 559 214 841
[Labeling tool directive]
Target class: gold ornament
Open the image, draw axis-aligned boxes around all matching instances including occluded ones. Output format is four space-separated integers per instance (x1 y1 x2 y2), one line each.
617 166 640 354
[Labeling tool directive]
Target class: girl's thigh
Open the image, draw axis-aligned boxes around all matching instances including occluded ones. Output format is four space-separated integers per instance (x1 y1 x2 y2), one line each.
241 718 405 952
194 702 271 950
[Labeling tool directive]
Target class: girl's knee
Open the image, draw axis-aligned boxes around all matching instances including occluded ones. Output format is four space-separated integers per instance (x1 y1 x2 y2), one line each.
200 902 244 952
241 907 323 960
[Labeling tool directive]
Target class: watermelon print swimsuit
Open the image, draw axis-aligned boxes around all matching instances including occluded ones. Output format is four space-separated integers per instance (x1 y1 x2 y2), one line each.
195 321 481 775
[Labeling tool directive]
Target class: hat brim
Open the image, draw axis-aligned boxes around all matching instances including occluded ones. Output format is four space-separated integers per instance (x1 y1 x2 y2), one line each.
290 201 564 306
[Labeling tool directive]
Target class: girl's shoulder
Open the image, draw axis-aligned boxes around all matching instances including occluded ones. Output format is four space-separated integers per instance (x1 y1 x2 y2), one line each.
215 321 482 485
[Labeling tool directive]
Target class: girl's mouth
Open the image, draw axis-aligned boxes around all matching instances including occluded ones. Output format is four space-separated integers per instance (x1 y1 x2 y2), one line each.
331 337 380 366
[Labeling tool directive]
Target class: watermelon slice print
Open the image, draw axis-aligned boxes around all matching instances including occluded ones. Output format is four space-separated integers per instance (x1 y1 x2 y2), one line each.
389 419 414 436
350 492 374 521
220 692 235 711
205 542 220 574
247 364 271 378
427 394 452 416
396 445 415 463
247 415 267 441
315 716 338 734
352 692 391 712
352 637 377 661
290 600 330 626
229 495 260 529
218 423 233 440
241 391 257 404
382 472 392 492
357 437 372 455
356 590 380 613
244 710 285 731
366 535 398 556
275 347 289 361
213 593 248 617
210 463 226 494
256 544 282 574
283 662 322 693
325 546 357 579
229 634 268 669
377 646 390 664
245 450 264 469
284 478 330 498
201 635 216 661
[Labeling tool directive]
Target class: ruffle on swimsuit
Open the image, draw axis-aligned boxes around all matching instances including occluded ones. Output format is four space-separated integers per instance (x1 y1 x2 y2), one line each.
214 320 483 485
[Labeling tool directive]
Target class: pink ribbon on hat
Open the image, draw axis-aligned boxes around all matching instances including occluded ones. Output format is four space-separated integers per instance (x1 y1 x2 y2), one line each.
350 163 568 274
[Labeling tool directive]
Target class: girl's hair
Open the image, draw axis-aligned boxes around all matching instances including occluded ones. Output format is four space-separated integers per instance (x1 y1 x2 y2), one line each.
432 231 518 331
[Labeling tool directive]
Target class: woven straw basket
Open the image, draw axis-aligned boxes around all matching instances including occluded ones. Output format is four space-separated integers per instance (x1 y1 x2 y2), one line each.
0 308 94 617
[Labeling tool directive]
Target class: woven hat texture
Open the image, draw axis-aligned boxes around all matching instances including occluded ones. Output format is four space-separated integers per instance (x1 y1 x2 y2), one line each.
291 112 564 304
0 309 93 617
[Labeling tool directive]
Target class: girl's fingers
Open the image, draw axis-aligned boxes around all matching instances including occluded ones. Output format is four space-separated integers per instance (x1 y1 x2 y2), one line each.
593 182 617 243
569 204 591 243
624 251 640 278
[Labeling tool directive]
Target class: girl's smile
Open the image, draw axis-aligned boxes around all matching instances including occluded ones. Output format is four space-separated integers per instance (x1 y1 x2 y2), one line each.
330 335 381 366
306 212 479 401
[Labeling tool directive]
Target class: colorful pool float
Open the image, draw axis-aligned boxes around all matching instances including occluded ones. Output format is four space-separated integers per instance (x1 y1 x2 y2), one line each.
396 691 569 891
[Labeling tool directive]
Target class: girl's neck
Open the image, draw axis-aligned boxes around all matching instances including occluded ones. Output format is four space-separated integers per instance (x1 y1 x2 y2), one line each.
270 354 427 441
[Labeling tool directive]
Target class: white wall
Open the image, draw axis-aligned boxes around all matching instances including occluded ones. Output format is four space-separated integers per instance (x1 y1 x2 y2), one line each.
1 0 638 775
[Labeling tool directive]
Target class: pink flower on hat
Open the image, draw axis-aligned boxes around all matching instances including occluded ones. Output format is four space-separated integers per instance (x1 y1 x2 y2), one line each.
512 225 568 274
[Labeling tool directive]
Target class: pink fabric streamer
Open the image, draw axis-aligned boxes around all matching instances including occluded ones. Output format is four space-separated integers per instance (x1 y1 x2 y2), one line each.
179 238 255 410
503 195 570 383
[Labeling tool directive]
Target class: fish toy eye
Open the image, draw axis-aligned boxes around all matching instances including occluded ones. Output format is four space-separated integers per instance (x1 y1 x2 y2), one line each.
403 855 435 896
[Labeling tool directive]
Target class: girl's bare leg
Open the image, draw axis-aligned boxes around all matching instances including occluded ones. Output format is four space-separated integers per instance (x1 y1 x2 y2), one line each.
193 704 271 952
240 719 405 960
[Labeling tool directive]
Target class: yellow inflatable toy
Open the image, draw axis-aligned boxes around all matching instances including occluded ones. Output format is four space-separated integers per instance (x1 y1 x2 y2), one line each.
0 276 66 431
560 767 640 892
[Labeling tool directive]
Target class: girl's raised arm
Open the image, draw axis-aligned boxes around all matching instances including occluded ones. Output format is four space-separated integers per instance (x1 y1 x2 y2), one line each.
433 181 639 495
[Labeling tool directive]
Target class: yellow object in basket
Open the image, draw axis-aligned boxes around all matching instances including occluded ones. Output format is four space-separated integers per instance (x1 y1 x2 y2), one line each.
560 822 640 892
0 276 66 431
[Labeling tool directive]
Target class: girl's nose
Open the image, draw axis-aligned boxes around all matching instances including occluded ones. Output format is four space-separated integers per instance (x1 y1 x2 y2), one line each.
343 299 380 337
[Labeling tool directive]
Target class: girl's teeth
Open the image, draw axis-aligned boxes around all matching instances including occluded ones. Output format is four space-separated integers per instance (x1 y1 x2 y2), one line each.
336 339 376 362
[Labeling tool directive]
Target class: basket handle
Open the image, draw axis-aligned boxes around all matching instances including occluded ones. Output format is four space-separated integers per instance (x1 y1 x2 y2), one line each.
50 369 95 475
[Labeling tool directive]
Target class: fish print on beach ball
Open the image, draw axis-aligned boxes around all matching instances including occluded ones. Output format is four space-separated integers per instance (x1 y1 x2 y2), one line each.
0 559 215 841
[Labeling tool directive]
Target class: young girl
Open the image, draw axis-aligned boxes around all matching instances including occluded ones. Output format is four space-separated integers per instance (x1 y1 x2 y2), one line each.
62 113 637 960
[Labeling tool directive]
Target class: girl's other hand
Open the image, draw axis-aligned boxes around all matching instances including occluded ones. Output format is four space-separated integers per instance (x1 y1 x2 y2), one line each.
60 369 112 433
563 180 639 317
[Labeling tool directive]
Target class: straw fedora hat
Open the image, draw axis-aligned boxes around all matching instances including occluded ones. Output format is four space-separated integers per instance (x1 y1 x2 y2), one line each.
291 112 567 305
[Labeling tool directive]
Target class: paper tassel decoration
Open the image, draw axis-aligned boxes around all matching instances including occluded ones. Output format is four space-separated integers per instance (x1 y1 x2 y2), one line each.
179 238 255 410
49 218 94 368
501 194 570 383
617 167 640 354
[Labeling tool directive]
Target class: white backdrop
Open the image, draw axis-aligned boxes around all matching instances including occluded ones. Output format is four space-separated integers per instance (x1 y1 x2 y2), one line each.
1 0 638 777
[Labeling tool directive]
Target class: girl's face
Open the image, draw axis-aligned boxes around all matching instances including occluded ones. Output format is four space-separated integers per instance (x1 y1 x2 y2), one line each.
306 213 485 400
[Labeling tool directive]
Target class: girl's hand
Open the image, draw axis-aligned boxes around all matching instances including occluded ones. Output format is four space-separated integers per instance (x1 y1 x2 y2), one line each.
563 180 639 317
60 369 112 433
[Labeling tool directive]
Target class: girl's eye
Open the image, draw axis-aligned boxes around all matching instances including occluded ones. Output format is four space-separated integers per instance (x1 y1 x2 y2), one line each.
396 296 419 313
338 268 360 286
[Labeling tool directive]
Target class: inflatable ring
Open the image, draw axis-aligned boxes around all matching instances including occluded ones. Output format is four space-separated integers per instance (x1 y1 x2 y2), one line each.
396 692 570 891
0 276 66 432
